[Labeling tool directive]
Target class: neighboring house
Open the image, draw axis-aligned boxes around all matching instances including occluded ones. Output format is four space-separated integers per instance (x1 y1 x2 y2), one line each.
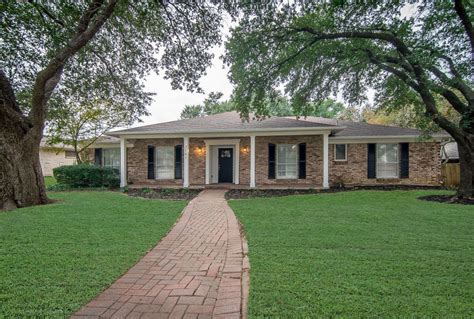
91 112 449 189
39 139 77 176
88 135 121 171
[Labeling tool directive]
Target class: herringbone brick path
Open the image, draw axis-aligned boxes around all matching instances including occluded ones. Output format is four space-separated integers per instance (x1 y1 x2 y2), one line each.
72 190 249 319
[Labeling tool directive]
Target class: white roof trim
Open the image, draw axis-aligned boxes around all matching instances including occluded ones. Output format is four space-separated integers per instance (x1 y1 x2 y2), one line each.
329 135 449 144
109 126 343 137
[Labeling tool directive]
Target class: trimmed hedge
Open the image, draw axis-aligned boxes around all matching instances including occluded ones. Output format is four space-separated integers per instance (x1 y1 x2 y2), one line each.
53 164 120 188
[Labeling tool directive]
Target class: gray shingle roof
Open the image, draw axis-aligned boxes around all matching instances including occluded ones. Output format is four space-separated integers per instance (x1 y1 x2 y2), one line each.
294 116 428 137
110 112 339 135
108 111 449 138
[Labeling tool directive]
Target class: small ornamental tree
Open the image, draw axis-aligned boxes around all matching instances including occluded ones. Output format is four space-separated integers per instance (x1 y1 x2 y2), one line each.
225 1 474 197
1 1 225 209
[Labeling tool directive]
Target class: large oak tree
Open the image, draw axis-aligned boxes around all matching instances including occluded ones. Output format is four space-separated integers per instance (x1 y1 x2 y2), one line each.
225 1 473 197
0 0 224 209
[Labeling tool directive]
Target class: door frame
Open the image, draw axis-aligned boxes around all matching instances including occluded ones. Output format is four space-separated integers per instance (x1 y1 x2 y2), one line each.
205 139 240 185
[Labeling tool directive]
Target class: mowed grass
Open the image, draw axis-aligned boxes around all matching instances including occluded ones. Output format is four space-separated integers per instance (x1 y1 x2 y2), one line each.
229 190 474 317
0 191 186 318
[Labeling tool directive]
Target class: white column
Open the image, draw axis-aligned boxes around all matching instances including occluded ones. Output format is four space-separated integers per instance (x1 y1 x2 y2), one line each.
323 133 329 188
183 136 189 188
120 137 127 187
250 135 256 188
205 143 210 185
235 141 240 185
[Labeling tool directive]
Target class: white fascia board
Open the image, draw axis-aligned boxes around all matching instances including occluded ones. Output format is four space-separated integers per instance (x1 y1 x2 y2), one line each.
91 143 132 148
111 128 339 139
328 135 449 144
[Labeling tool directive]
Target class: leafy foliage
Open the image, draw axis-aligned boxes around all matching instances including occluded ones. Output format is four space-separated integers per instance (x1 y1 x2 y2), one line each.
180 92 356 120
2 1 224 108
224 1 472 128
225 0 473 196
180 91 235 119
53 164 119 188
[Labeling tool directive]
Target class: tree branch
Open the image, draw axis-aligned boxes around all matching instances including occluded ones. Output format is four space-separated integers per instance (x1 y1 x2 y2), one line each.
28 1 65 27
29 0 118 131
428 64 474 108
454 0 474 58
291 27 411 56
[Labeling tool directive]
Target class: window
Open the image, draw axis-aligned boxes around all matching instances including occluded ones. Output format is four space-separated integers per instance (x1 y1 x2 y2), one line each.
276 144 298 179
65 150 76 158
156 146 174 179
376 143 399 178
334 144 347 161
102 148 120 170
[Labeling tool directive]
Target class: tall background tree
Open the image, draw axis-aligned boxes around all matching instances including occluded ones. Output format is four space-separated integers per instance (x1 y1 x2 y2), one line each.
225 1 473 197
46 95 151 163
1 0 224 209
180 91 357 120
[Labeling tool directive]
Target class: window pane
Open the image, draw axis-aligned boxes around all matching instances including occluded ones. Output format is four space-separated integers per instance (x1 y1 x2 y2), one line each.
376 143 398 178
276 144 298 179
103 148 120 170
156 146 174 179
335 144 346 160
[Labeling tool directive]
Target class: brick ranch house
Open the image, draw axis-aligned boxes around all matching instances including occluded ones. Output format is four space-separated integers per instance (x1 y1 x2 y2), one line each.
90 112 450 189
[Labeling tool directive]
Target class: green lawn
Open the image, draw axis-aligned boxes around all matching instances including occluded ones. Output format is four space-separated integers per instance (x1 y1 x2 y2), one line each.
229 190 474 317
0 191 186 318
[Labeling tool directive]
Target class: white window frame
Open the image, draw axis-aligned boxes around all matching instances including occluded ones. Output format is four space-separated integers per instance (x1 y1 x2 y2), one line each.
156 146 175 180
102 148 121 171
276 144 298 179
334 144 347 161
376 143 399 179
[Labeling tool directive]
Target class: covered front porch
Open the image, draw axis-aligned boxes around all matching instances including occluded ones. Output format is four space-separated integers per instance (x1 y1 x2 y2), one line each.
118 132 332 189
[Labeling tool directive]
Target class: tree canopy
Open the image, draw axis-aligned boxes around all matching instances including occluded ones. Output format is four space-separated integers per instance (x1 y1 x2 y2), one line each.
225 0 473 197
180 92 356 120
0 0 227 208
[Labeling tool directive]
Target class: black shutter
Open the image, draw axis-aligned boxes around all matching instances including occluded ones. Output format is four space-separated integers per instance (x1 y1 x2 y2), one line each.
367 143 376 179
298 143 306 179
400 143 409 178
94 148 102 166
268 143 276 179
175 145 183 179
147 145 155 179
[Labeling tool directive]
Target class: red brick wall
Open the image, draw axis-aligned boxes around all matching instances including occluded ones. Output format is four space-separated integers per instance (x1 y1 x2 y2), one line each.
127 138 183 186
329 142 442 186
255 135 324 187
117 137 441 188
125 137 251 186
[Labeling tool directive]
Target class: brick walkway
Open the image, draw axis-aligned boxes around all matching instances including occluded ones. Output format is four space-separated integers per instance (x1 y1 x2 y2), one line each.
72 190 249 319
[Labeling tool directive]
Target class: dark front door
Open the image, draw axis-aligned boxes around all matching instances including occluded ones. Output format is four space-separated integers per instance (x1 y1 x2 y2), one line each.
218 148 233 183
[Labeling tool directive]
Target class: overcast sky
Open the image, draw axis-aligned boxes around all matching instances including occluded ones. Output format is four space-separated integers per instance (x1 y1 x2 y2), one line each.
140 44 233 126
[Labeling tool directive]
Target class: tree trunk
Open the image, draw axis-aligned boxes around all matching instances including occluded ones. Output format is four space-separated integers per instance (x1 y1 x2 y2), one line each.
0 118 48 210
456 135 474 198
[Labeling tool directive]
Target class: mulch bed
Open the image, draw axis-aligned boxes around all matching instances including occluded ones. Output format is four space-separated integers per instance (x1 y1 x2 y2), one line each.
128 188 201 200
226 185 445 200
418 195 474 205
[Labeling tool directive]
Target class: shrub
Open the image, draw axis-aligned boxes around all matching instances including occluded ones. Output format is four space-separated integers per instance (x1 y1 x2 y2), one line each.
53 164 120 189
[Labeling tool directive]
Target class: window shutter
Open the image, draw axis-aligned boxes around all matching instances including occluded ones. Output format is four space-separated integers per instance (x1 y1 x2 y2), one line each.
268 143 276 179
400 143 409 178
175 145 183 179
147 145 155 179
298 143 306 179
367 143 376 179
94 148 102 166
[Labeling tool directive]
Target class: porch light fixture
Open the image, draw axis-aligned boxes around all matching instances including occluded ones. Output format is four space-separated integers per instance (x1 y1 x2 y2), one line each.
241 146 249 154
195 146 204 155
